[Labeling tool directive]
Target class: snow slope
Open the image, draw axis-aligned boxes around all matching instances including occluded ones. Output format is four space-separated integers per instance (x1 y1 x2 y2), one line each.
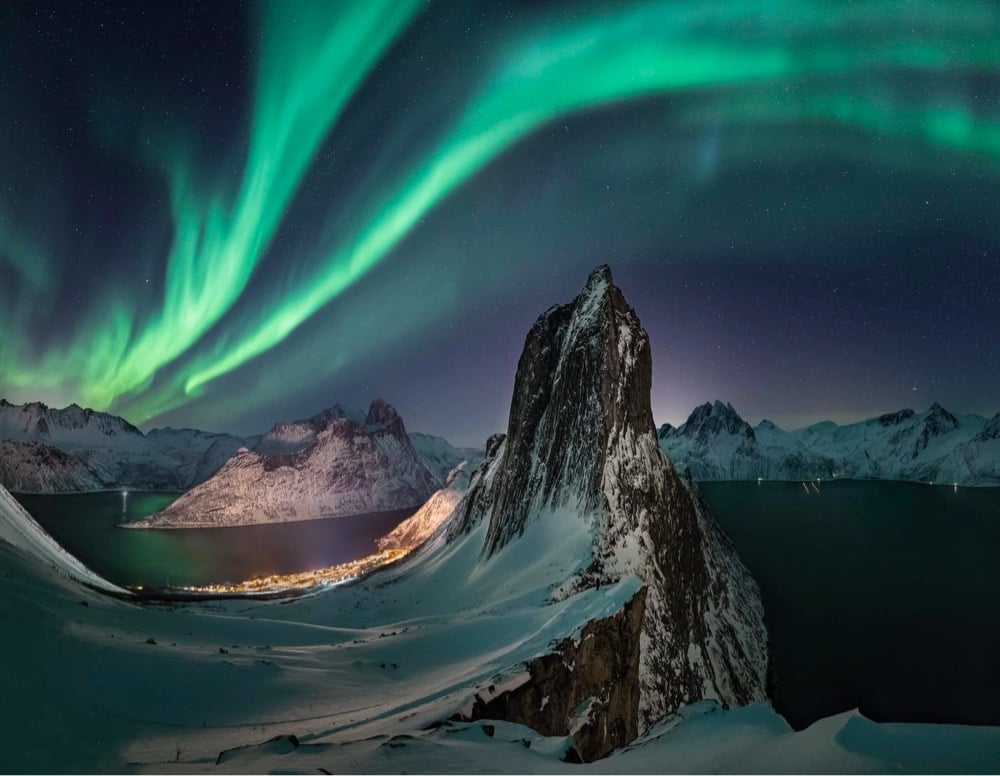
0 482 126 595
660 401 1000 485
129 400 440 528
2 446 998 773
378 461 473 551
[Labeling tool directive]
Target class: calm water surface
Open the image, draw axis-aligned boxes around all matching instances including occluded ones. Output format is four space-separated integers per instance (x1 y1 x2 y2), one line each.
15 491 414 589
703 480 1000 729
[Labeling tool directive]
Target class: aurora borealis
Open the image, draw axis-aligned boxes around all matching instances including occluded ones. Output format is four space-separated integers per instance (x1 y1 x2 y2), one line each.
2 1 999 444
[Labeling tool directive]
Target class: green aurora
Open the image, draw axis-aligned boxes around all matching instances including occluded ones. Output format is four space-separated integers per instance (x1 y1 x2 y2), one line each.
2 0 999 428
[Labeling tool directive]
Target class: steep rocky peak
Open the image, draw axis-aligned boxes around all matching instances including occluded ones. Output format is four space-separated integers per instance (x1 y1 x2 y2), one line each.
478 264 654 555
923 402 958 433
682 400 754 441
447 265 768 732
364 399 406 436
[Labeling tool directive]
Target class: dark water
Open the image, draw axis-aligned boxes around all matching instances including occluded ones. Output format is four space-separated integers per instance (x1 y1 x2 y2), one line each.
702 480 1000 730
14 491 414 588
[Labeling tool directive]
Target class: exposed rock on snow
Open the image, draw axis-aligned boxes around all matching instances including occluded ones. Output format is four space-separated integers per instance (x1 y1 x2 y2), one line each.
660 401 1000 485
0 441 104 492
128 400 440 528
464 585 647 761
448 265 768 731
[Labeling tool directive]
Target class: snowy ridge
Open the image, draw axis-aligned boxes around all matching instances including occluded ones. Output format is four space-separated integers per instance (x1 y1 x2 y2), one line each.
0 398 143 448
129 400 440 528
378 462 473 551
659 401 1000 485
0 399 248 493
408 432 484 483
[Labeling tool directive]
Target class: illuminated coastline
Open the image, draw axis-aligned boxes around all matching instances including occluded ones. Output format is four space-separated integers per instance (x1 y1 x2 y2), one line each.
133 547 411 598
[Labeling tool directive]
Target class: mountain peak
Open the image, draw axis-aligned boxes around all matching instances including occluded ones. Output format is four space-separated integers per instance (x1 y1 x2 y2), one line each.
680 400 753 441
365 398 402 428
583 263 614 292
451 265 767 727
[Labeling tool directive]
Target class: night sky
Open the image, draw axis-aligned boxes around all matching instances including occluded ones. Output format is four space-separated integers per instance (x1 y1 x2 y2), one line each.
2 1 999 446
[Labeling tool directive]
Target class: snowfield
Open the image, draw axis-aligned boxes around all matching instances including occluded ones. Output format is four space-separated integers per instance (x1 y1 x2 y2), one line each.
2 482 999 773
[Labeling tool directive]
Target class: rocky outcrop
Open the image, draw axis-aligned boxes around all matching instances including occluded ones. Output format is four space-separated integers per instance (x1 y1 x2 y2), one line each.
0 441 104 493
448 265 768 730
463 586 647 762
129 400 440 528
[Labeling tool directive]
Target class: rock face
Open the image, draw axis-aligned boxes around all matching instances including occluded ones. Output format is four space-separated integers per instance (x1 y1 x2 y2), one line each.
129 400 440 528
449 265 768 730
0 441 104 493
464 586 647 761
660 401 999 485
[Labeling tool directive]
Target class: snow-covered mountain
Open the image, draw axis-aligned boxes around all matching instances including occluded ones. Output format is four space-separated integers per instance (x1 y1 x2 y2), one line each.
408 432 483 483
659 401 999 485
658 401 835 481
0 399 248 493
378 460 474 551
442 265 767 733
129 399 441 528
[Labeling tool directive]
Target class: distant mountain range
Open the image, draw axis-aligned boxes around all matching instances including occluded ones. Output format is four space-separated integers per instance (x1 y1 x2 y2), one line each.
0 397 478 498
0 398 248 493
658 401 1000 486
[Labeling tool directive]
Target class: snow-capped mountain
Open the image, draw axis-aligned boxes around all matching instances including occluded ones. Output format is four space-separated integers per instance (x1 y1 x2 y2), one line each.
0 398 143 448
443 265 767 732
0 399 249 493
659 401 999 485
658 401 835 481
129 400 441 528
408 432 483 483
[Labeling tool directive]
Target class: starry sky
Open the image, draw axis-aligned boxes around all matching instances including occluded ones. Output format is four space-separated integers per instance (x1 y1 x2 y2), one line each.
1 0 999 446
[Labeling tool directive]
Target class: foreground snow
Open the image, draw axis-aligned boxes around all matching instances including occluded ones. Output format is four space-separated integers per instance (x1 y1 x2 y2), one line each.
1 508 998 773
